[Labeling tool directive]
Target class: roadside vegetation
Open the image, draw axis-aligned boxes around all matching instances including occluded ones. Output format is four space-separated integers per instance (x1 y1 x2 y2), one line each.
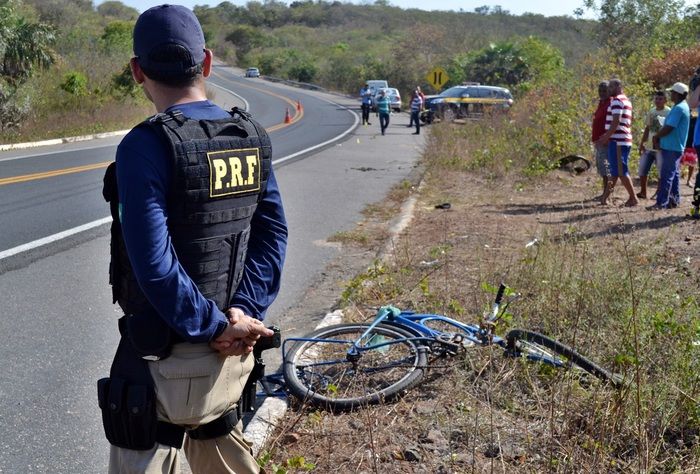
258 1 700 472
0 0 150 144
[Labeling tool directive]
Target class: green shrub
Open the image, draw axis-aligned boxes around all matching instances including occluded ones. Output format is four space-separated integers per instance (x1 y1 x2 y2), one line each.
111 63 140 98
60 71 88 96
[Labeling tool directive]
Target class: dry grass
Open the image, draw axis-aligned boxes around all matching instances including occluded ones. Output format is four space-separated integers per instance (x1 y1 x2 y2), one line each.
261 120 700 473
0 97 153 144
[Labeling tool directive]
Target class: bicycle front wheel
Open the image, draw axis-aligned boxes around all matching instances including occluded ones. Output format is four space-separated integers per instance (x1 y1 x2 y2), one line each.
283 323 428 411
505 329 619 386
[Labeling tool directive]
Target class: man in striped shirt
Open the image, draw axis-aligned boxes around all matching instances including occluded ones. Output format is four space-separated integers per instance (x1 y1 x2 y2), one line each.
597 78 639 207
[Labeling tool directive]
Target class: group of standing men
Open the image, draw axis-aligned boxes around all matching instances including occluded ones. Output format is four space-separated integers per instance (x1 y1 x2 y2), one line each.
359 83 425 135
592 77 699 213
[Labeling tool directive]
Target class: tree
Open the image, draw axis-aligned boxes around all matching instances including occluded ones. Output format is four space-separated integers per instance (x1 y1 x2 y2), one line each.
459 37 564 92
24 0 94 29
2 16 55 86
225 25 271 62
97 1 138 20
644 44 700 88
289 60 317 83
583 0 689 56
0 0 56 130
100 20 132 55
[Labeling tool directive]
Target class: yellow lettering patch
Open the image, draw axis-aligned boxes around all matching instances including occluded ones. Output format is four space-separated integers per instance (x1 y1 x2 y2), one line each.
207 148 261 198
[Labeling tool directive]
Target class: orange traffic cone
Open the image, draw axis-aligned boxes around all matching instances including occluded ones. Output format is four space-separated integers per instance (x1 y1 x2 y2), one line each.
284 107 291 124
296 100 302 112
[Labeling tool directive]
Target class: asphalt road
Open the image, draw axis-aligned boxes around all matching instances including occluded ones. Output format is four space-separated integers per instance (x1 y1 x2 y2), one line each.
0 64 351 254
0 71 425 472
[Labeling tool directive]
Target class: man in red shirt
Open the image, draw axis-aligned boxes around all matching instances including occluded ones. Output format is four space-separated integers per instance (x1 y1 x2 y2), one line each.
591 81 611 198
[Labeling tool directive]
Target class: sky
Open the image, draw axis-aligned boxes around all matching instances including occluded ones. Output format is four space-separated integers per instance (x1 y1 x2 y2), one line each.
97 0 596 18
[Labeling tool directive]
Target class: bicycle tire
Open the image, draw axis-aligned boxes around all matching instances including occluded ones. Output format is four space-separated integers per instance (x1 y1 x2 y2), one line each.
283 323 428 411
505 329 619 387
558 154 591 174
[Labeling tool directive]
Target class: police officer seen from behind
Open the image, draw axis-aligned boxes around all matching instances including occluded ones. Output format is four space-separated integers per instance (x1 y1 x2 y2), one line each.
98 4 287 473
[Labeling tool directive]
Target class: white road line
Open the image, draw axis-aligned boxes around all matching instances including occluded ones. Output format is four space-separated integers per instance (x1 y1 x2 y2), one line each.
0 217 112 260
207 81 250 111
274 105 359 166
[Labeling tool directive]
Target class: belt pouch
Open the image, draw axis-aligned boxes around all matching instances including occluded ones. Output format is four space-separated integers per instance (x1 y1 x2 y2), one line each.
97 334 159 450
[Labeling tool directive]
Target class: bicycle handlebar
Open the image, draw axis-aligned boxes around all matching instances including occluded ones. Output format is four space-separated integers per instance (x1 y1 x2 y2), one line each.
485 283 508 324
495 283 506 306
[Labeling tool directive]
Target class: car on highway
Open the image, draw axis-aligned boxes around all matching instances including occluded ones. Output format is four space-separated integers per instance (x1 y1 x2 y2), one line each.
422 84 513 123
245 67 260 78
372 87 402 113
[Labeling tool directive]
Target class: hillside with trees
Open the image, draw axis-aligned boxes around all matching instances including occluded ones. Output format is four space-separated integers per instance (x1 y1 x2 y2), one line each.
195 1 598 95
0 0 601 143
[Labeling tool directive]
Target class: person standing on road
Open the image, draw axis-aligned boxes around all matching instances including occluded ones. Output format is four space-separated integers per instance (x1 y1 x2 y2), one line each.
591 81 611 199
650 82 690 210
416 86 426 105
98 5 287 473
637 90 670 199
376 89 391 135
408 86 425 128
360 82 373 125
597 78 638 207
409 90 422 135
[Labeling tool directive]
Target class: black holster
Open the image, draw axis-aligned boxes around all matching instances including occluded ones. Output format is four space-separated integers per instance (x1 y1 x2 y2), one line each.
239 326 281 414
97 320 161 450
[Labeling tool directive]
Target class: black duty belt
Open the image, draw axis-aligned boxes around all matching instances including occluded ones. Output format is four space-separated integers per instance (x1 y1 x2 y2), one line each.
187 409 239 440
156 409 239 448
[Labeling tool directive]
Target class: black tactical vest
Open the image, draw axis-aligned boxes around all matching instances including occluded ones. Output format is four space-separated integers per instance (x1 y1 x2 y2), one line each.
103 108 272 316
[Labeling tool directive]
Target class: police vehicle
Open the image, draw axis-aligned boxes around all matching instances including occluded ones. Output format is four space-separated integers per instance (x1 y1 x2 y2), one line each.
422 84 513 123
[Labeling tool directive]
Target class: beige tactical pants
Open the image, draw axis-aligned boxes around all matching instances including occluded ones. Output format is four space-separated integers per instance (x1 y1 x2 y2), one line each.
108 343 261 474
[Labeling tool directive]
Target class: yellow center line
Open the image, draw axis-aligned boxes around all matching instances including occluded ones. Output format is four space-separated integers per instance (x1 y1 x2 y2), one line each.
1 74 304 187
0 161 113 186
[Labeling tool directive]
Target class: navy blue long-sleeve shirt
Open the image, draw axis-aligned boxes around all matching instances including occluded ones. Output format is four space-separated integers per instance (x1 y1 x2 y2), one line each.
116 100 287 343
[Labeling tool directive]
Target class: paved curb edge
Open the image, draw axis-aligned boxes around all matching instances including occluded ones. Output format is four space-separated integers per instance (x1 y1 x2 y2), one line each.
0 129 130 152
243 309 343 455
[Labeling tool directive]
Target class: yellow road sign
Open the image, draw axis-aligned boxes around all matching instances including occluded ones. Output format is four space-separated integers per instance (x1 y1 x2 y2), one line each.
426 67 449 91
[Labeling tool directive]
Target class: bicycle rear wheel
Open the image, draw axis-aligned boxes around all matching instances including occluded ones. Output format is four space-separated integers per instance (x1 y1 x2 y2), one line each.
283 323 428 411
505 329 619 386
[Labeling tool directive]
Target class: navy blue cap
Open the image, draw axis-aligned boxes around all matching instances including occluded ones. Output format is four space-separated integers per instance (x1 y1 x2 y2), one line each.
133 4 205 74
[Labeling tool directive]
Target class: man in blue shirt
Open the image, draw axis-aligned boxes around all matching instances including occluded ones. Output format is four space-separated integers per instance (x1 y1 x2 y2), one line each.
360 82 372 125
376 89 391 135
651 82 690 210
99 5 287 473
